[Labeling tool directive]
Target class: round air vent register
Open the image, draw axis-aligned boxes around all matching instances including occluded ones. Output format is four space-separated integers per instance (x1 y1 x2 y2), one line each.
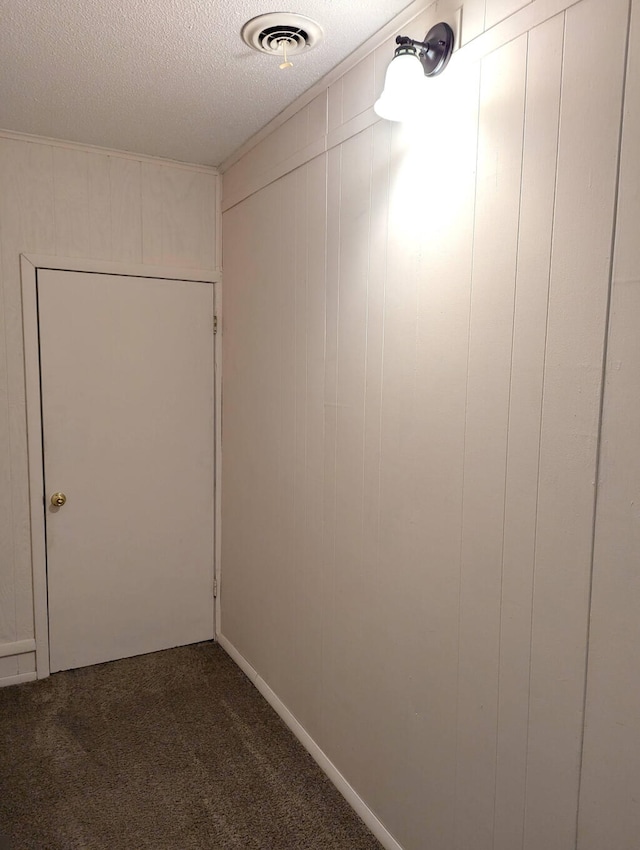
241 12 323 69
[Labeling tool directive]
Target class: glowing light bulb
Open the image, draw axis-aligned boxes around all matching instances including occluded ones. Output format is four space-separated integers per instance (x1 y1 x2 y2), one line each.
374 51 426 122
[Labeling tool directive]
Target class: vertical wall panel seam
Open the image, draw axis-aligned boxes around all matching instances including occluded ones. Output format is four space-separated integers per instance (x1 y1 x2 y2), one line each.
410 128 420 600
294 168 300 673
303 163 310 610
453 56 484 850
293 169 298 606
322 146 343 745
290 171 298 622
573 2 634 846
0 154 17 644
8 170 18 644
319 152 329 739
491 31 530 850
331 146 343 717
374 124 391 652
360 130 374 587
278 177 286 688
521 11 567 848
304 163 310 652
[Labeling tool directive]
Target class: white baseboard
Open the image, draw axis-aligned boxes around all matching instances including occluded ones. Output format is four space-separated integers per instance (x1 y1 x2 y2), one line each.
217 634 404 850
0 671 37 688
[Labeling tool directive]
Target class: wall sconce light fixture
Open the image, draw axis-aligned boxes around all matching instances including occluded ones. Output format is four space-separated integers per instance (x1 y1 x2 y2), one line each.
374 22 454 122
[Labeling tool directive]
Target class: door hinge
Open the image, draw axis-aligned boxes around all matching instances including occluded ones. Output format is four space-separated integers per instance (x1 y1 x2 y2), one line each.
213 578 218 597
213 315 219 335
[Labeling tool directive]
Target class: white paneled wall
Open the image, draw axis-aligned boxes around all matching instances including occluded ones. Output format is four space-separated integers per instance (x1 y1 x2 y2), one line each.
485 0 534 28
221 0 631 848
0 134 219 685
578 1 640 848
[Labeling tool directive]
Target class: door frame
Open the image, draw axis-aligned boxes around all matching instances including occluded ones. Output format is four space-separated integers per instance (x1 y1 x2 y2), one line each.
21 254 222 679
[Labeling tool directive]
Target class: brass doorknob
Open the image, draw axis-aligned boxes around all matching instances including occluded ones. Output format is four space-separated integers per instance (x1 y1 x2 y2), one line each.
51 492 67 507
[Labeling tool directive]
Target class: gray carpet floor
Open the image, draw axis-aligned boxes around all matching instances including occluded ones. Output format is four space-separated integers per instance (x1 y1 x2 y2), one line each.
0 642 382 850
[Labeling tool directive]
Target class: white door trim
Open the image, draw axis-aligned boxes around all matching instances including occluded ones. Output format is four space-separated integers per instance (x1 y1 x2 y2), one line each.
21 254 222 679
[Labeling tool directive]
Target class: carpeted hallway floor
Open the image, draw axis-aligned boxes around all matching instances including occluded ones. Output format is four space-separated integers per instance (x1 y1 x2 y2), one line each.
0 642 382 849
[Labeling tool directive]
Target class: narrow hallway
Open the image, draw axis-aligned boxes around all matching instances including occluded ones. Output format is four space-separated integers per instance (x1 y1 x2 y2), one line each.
0 643 381 849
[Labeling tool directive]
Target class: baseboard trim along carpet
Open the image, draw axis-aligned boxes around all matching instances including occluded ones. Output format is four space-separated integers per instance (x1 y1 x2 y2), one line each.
217 634 404 850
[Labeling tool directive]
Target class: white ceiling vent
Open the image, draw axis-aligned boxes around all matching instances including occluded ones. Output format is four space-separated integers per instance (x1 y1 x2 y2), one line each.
241 13 324 56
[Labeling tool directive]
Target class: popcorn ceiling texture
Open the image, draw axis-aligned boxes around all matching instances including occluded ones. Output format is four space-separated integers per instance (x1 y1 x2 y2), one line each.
0 0 412 166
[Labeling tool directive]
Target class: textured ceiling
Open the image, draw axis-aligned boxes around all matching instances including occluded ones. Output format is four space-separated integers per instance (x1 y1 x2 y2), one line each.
0 0 413 167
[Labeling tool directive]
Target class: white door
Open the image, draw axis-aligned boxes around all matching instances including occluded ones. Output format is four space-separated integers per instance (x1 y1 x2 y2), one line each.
38 269 215 673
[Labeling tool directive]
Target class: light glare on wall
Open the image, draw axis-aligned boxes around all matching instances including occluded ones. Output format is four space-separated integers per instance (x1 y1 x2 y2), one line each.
374 22 454 122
